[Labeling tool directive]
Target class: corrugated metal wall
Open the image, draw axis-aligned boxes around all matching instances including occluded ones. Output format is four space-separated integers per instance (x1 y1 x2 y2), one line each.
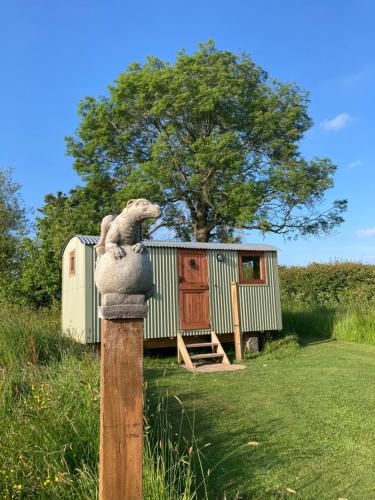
208 250 237 333
87 246 182 341
61 237 87 343
144 247 179 339
84 245 95 343
75 243 282 343
81 245 102 343
238 251 282 332
207 250 282 333
271 252 283 329
90 246 102 343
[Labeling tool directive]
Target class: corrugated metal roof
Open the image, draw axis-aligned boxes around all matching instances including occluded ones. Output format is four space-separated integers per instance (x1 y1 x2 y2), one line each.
75 235 278 252
144 240 279 251
77 235 100 245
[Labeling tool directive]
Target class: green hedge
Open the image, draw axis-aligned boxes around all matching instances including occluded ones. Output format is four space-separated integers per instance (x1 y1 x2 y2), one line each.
279 262 375 307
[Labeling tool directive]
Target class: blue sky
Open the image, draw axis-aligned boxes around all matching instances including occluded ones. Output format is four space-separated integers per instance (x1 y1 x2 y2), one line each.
1 0 374 265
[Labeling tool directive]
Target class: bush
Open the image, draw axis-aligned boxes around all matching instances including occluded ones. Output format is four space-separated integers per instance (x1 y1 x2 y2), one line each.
279 261 375 307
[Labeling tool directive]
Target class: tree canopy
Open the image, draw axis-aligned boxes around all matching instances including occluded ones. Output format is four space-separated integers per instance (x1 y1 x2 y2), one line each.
66 40 347 242
12 41 348 307
0 167 27 302
0 168 25 273
13 180 118 307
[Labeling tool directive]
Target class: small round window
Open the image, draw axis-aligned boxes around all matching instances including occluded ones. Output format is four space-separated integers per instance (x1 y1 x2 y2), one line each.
189 259 198 269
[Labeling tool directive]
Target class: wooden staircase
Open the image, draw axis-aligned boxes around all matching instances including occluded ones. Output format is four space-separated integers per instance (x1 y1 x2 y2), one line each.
177 331 231 370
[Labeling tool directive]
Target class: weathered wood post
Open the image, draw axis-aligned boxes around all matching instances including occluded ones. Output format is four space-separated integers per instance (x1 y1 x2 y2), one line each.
99 318 144 499
94 199 161 500
231 280 243 361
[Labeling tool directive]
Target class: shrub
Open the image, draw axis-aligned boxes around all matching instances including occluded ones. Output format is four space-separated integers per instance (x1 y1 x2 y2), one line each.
279 261 375 307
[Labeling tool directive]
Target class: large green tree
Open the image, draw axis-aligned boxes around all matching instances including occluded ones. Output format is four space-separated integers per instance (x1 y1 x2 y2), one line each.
15 179 118 307
0 167 28 304
0 168 25 275
66 41 347 242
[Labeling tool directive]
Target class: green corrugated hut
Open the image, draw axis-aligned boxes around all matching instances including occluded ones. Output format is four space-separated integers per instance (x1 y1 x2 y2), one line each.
61 236 282 347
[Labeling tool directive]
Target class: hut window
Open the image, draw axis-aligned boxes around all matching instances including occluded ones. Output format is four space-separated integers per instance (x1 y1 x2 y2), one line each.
238 252 266 284
69 250 76 276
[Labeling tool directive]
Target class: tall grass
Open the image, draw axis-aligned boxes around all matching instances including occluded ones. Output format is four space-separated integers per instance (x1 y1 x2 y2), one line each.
144 391 206 499
0 305 99 499
280 262 375 346
282 300 375 346
0 304 201 499
333 304 375 344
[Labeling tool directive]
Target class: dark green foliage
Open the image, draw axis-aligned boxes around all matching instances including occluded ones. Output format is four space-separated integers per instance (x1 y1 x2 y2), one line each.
279 261 375 307
0 168 26 300
66 40 346 242
11 181 119 307
0 168 25 264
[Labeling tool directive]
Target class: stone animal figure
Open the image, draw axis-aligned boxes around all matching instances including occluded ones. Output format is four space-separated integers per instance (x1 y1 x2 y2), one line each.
94 199 161 317
96 198 161 259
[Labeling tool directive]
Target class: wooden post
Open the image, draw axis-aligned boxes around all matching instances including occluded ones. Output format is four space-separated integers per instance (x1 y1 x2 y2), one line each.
99 318 144 500
231 280 243 361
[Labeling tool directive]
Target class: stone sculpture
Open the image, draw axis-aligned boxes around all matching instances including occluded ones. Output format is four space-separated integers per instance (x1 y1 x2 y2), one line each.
94 198 161 319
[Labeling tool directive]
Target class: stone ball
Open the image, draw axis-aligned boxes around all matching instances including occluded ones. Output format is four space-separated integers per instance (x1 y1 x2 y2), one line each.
94 246 153 296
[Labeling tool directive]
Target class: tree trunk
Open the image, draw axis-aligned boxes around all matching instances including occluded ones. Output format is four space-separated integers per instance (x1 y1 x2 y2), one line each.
194 225 210 242
191 207 210 242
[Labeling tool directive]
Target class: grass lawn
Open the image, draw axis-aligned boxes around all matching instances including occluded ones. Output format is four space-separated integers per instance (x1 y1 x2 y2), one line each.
145 337 375 499
1 304 374 499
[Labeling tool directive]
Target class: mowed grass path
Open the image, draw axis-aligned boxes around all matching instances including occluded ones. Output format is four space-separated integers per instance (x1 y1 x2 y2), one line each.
145 339 375 499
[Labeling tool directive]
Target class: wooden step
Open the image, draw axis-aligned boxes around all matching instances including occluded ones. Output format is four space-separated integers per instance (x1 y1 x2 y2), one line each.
185 342 218 348
190 353 224 360
177 331 231 370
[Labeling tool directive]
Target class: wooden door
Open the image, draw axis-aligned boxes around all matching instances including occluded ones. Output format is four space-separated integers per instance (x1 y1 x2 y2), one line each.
178 249 210 330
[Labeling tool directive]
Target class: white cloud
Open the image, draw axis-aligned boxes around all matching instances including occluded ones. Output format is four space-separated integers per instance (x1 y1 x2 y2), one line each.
348 160 362 169
343 68 373 85
320 113 354 131
357 228 375 239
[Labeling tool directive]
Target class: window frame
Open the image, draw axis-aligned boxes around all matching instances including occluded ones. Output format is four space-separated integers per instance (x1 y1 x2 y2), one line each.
238 251 266 285
69 250 76 277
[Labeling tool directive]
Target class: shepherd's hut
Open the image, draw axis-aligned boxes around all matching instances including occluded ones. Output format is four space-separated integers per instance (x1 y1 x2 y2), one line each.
61 237 282 353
